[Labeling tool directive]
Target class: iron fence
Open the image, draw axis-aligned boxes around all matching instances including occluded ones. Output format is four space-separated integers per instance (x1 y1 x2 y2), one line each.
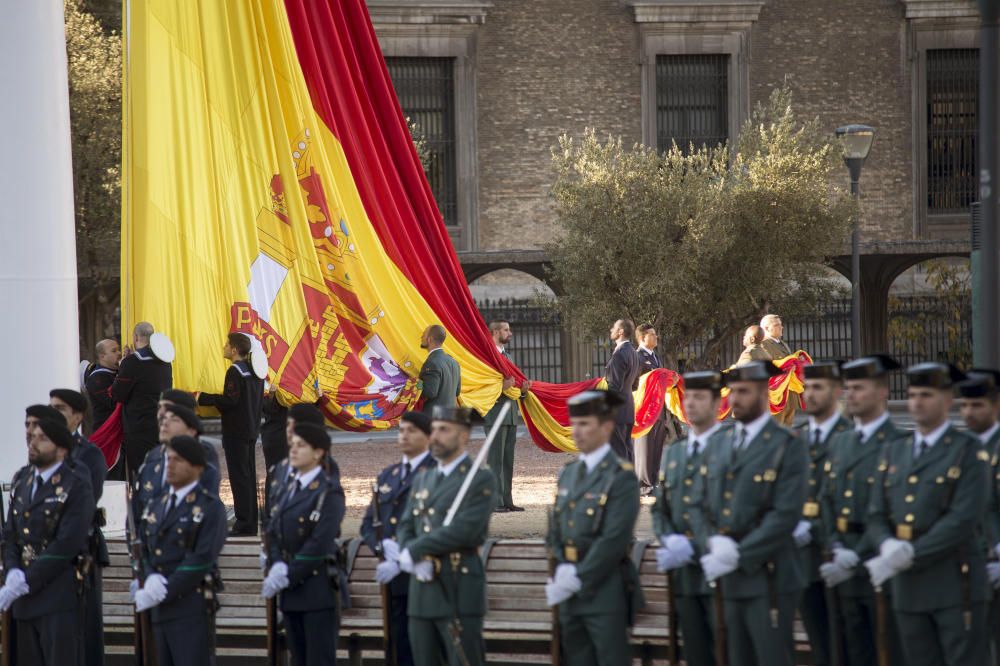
476 298 564 383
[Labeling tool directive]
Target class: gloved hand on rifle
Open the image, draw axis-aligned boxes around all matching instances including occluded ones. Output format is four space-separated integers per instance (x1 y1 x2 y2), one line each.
0 569 29 611
820 547 860 588
261 561 289 599
656 534 694 572
700 535 740 582
135 573 168 612
793 520 813 548
545 563 582 607
376 538 404 584
987 562 1000 590
398 548 434 582
864 538 914 587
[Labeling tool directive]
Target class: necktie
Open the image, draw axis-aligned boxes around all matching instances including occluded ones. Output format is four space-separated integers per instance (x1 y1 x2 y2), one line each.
691 438 701 458
165 493 177 520
31 475 43 501
733 429 747 461
577 461 587 481
855 428 865 444
403 462 412 479
813 428 823 448
915 438 928 459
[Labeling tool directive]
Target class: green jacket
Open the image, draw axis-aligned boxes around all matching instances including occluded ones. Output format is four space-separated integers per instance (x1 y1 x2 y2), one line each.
484 389 517 428
979 427 1000 551
396 456 497 619
651 427 730 597
694 418 808 599
796 416 852 583
820 416 903 597
419 348 461 415
546 447 641 617
866 425 990 612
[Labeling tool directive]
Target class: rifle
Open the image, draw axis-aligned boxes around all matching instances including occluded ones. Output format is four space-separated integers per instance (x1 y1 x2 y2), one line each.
874 585 889 666
666 570 679 665
371 483 396 666
546 507 560 666
124 469 156 666
710 580 727 666
258 479 280 666
1 484 12 666
823 549 844 666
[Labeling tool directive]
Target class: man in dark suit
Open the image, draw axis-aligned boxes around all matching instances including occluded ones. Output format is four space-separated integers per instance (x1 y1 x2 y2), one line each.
485 320 531 512
634 324 667 495
604 318 641 462
418 324 461 416
112 322 173 477
85 338 121 431
361 411 437 666
198 333 265 536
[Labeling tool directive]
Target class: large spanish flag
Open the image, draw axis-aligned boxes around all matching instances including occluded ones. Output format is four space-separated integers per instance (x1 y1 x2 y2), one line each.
122 0 593 452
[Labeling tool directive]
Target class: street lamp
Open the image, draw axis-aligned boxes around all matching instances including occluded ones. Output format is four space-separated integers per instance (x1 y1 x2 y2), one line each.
835 124 875 357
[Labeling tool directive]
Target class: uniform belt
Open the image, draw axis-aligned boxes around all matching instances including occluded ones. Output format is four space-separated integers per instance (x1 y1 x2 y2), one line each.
836 518 865 534
891 523 923 542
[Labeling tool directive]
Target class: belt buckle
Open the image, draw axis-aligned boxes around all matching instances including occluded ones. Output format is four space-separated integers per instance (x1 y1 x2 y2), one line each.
896 524 913 541
802 502 819 518
564 546 578 563
836 517 848 534
21 544 35 568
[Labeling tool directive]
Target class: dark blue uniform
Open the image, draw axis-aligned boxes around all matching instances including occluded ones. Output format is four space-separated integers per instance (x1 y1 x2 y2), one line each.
132 443 221 520
72 434 109 666
3 462 94 666
139 483 227 666
360 454 437 666
111 346 173 474
266 469 346 666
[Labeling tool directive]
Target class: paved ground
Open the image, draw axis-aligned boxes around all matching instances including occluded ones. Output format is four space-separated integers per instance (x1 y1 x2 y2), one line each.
206 429 657 540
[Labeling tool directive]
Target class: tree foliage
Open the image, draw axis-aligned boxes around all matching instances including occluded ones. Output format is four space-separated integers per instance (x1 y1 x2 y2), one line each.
546 87 856 368
65 0 122 342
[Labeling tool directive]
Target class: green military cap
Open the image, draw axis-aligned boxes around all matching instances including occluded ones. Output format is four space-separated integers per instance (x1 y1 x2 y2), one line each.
683 370 724 394
841 354 901 380
906 362 965 389
432 405 476 428
567 389 624 418
957 369 1000 398
804 360 843 381
725 360 782 383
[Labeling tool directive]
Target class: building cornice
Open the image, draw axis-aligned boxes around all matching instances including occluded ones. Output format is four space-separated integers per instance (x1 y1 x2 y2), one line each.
624 0 765 26
901 0 979 19
365 0 492 25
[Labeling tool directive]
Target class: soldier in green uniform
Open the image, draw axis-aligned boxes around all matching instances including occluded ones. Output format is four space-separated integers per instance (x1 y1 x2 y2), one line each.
545 389 641 666
418 325 462 416
653 371 728 666
956 369 1000 665
793 361 852 665
865 363 990 666
818 355 905 666
484 320 531 512
693 361 807 666
396 405 497 665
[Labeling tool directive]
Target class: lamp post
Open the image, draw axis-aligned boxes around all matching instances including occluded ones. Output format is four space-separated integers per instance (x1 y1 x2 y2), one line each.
976 0 999 367
835 124 875 357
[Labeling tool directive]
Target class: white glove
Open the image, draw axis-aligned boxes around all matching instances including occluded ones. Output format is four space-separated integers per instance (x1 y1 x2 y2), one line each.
4 569 27 597
381 538 400 562
134 587 163 613
700 552 738 582
662 534 695 563
413 560 434 583
879 539 915 572
259 550 268 572
129 579 139 602
988 562 1000 590
707 535 740 568
865 556 897 588
554 563 582 592
656 548 688 572
375 559 401 585
544 564 582 606
261 561 289 598
819 562 853 588
832 547 860 570
0 588 16 612
398 548 415 574
793 520 813 548
143 574 168 604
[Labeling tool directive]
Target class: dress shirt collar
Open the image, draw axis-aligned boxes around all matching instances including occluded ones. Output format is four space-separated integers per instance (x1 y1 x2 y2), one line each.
292 465 324 489
807 411 843 443
34 460 63 485
579 443 612 473
854 411 890 443
735 410 773 448
404 450 431 470
915 419 952 449
688 423 721 457
438 453 469 477
496 344 506 354
614 339 629 351
638 345 653 354
168 479 199 504
979 422 1000 446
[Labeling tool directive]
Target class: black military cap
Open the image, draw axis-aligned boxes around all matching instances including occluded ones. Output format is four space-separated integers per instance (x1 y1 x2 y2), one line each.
293 422 331 451
26 404 67 425
906 362 965 390
288 403 326 427
841 354 901 380
804 361 843 381
683 371 724 394
567 389 625 418
957 369 1000 398
725 361 783 384
167 435 207 467
162 403 203 434
35 419 74 449
160 389 197 411
400 410 432 436
432 405 476 428
49 388 88 414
